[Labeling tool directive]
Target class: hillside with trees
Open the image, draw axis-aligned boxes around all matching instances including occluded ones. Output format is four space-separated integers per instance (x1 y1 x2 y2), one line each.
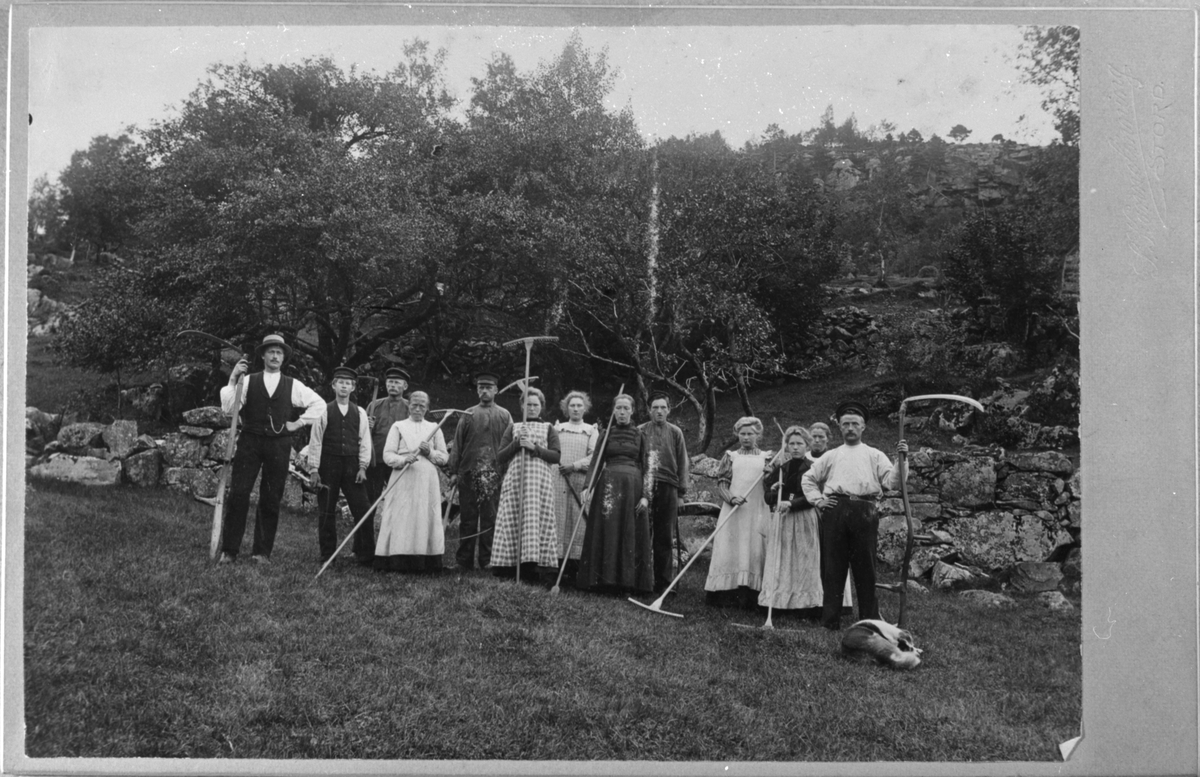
27 28 1080 454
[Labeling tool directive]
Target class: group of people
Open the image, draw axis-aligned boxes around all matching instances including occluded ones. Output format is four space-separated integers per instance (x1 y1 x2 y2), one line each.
217 334 907 631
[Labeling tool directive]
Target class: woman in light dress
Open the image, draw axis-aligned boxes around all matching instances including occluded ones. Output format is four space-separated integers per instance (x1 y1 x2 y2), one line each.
759 425 851 615
375 391 450 573
552 391 598 584
490 388 561 583
704 417 772 609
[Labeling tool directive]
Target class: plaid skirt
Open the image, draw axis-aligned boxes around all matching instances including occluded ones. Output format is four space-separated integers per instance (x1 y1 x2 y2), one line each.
491 423 560 568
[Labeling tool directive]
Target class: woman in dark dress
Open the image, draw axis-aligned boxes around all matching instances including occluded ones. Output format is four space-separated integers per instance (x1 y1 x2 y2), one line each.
576 393 653 594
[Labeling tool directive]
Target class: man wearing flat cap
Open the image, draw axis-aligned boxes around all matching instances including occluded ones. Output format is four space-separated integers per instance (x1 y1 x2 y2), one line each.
365 366 410 504
219 333 325 564
801 400 908 630
449 370 513 570
638 390 690 594
307 366 375 566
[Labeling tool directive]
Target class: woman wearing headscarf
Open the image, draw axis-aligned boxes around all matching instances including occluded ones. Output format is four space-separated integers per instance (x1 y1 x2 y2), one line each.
374 391 450 573
552 390 598 583
705 416 772 609
576 393 653 595
490 387 561 583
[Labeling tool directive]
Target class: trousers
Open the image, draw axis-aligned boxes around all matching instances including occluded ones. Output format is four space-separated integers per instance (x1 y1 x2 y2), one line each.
648 483 679 591
819 497 880 628
317 455 375 562
222 433 293 558
456 469 499 569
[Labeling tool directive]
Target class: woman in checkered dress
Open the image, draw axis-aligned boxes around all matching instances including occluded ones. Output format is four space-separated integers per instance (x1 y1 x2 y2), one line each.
490 388 561 582
552 391 598 580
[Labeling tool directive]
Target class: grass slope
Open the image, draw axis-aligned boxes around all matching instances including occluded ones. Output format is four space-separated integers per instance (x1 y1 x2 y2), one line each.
25 480 1080 761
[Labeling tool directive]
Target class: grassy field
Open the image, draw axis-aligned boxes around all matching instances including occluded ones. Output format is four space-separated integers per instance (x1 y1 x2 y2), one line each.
23 479 1081 762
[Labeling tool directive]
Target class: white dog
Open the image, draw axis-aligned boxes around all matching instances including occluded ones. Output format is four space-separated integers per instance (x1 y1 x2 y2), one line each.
840 619 923 670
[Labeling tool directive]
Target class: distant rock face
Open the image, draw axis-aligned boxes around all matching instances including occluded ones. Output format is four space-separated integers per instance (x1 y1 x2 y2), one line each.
29 454 122 486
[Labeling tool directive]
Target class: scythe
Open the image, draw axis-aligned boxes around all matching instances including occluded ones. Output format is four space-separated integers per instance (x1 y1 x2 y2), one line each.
175 330 248 560
877 393 984 628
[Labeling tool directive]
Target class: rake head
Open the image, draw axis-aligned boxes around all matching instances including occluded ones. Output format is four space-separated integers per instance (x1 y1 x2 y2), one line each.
628 596 684 619
502 335 560 348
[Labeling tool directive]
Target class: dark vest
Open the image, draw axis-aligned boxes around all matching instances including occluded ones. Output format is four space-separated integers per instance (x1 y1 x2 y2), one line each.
322 401 362 458
241 372 295 437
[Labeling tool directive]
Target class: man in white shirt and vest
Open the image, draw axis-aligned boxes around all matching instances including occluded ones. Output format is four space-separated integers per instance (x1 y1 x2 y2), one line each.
218 334 324 564
308 365 375 566
801 400 908 630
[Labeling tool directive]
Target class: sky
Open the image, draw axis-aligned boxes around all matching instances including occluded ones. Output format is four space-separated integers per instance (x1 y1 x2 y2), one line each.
28 24 1059 190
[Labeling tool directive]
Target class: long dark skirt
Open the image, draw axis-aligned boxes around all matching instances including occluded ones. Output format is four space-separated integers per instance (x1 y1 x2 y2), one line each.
577 463 653 594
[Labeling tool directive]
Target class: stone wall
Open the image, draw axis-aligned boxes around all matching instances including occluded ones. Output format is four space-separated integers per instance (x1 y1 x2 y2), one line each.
686 445 1080 593
26 406 310 510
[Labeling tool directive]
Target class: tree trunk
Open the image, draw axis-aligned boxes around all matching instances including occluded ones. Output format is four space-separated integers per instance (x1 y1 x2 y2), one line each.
735 373 754 418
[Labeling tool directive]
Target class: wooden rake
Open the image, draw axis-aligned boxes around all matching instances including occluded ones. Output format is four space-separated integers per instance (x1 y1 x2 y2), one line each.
629 446 787 618
549 383 625 594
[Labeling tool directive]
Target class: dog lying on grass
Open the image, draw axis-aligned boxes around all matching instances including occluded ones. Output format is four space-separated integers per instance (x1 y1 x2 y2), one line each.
840 619 923 670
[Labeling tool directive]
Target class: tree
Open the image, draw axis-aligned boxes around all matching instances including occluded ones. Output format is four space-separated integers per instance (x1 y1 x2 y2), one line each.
904 128 923 144
56 49 459 382
1017 26 1079 145
55 134 147 260
991 133 1005 143
559 135 840 450
942 206 1068 351
27 174 65 252
948 124 972 143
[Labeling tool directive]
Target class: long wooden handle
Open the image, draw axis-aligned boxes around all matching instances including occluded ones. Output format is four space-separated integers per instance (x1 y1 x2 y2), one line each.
210 374 245 559
315 410 457 579
551 384 624 589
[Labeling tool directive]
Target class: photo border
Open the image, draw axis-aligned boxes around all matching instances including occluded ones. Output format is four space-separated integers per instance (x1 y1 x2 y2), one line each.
4 3 1196 776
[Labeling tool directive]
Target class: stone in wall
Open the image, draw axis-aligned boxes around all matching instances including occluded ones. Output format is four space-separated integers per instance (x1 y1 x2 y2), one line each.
56 422 107 455
947 510 1072 569
1005 561 1065 593
998 471 1058 505
1005 451 1074 476
29 453 122 486
102 420 139 459
939 458 996 508
123 449 164 488
165 467 220 499
208 429 235 462
183 406 230 429
180 425 215 438
160 433 206 468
